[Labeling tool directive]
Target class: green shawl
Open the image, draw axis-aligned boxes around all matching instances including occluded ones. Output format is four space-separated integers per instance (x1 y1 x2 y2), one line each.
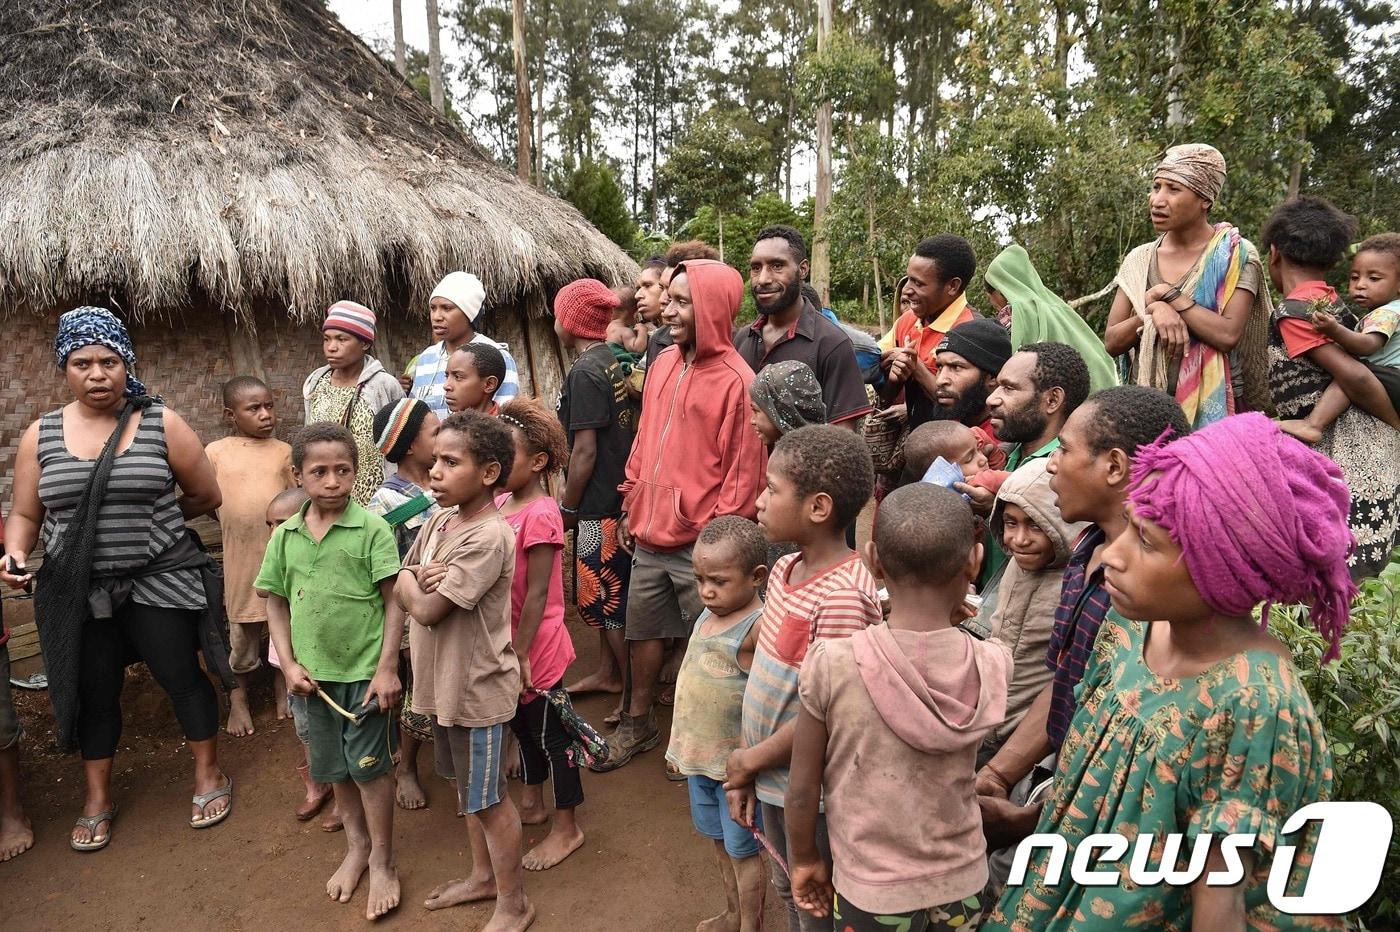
986 245 1119 395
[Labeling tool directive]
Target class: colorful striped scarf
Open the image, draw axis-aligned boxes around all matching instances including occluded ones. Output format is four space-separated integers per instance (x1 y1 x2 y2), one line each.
1172 223 1244 427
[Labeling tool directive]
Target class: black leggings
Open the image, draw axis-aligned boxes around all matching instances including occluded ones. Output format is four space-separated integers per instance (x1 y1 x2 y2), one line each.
78 601 220 761
508 680 584 810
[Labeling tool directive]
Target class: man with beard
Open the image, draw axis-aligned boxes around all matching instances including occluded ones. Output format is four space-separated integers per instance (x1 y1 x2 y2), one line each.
734 226 872 429
930 317 1014 432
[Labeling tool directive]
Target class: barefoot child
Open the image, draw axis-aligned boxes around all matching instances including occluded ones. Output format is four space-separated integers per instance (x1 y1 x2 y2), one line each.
0 514 33 862
987 414 1350 930
205 376 296 737
495 398 586 871
787 483 1010 929
725 425 882 932
748 359 827 447
443 342 507 416
607 285 650 356
668 516 770 932
1280 233 1400 442
395 411 533 930
255 425 404 920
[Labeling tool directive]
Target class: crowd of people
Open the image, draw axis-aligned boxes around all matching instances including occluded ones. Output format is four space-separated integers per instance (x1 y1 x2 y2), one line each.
0 141 1395 931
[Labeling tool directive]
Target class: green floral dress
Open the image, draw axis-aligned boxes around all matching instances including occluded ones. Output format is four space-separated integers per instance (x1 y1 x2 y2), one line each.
306 376 383 507
986 613 1339 931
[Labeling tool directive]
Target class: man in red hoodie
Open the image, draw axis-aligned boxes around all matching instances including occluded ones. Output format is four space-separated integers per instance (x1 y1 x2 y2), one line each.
591 258 767 772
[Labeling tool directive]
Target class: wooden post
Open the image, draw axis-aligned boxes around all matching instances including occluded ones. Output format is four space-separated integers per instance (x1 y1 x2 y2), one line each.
811 0 834 305
392 0 406 77
426 0 445 115
512 0 533 182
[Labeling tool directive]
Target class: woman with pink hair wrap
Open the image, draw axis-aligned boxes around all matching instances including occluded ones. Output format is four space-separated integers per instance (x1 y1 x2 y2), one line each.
987 414 1348 931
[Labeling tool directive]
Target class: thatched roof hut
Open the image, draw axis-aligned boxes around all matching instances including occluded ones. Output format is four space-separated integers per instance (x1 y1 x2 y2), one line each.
0 0 635 496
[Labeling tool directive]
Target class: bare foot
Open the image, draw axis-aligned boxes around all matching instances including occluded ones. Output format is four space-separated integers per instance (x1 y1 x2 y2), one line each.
275 694 290 721
1279 419 1323 445
327 845 369 903
366 863 401 920
696 911 740 932
424 876 496 911
504 732 522 780
518 803 548 826
603 704 622 727
523 824 584 871
395 769 428 810
322 810 344 833
483 896 536 932
274 672 290 720
1 813 34 861
563 673 623 695
225 691 255 737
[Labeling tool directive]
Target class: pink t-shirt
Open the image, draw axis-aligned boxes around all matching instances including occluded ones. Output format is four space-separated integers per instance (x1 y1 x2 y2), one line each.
496 494 575 701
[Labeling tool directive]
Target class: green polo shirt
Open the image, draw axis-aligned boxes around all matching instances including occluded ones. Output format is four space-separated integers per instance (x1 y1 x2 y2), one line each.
254 501 401 683
981 437 1062 589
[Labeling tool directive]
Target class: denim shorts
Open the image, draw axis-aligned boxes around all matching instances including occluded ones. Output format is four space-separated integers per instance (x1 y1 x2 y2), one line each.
688 774 762 859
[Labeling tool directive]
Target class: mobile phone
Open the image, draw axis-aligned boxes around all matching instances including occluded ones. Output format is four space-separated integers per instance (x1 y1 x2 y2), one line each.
5 555 32 593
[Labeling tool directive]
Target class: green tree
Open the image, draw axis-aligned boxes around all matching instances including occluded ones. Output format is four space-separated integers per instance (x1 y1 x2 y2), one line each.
558 158 637 249
658 108 772 259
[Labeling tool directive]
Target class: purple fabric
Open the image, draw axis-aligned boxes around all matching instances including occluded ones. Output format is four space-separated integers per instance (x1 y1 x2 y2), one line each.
1127 412 1357 660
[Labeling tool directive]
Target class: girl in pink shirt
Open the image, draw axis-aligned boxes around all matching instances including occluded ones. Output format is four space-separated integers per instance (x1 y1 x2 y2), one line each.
495 398 582 871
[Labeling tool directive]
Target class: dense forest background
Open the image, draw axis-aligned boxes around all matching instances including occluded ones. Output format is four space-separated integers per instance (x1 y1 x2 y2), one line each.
369 0 1400 327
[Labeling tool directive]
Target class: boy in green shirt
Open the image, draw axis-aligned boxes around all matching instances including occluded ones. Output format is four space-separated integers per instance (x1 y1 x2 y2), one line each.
255 423 404 921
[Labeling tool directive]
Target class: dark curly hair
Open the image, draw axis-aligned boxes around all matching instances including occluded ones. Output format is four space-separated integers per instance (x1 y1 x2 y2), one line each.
1260 196 1357 271
1357 232 1400 271
754 224 808 263
292 422 357 471
913 234 977 294
666 240 720 266
221 375 269 408
696 515 769 574
499 396 569 478
438 410 516 489
874 483 975 584
770 424 874 529
452 341 507 387
1021 341 1091 416
1081 386 1191 456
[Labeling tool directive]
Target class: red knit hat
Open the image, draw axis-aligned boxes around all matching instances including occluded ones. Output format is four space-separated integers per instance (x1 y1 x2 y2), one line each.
554 279 619 341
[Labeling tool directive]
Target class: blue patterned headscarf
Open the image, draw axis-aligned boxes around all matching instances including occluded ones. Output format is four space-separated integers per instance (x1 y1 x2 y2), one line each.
53 306 148 398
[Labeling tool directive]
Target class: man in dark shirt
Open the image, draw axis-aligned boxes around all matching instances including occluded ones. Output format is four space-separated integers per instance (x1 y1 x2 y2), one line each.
733 225 872 428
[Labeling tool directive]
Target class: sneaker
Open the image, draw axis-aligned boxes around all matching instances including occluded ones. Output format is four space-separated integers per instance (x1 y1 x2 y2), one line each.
589 710 660 772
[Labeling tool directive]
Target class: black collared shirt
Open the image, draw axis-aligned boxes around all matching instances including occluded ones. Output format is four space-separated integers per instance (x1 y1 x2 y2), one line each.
733 301 872 424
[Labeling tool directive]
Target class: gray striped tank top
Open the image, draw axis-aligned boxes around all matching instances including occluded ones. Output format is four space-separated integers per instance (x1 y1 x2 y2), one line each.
37 404 205 611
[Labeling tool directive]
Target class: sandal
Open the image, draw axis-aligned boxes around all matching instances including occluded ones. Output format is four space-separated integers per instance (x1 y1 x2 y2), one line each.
70 805 118 852
190 774 234 829
665 760 687 783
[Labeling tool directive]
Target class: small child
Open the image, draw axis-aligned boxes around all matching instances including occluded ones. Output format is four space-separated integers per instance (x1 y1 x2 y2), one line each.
204 376 296 737
443 341 507 416
748 359 827 447
368 398 442 813
975 460 1085 756
668 516 770 932
787 483 1010 929
395 412 532 929
725 425 882 932
899 421 1001 492
0 513 32 862
264 488 341 832
1280 233 1400 442
495 398 586 872
986 414 1350 929
607 285 651 356
255 424 404 920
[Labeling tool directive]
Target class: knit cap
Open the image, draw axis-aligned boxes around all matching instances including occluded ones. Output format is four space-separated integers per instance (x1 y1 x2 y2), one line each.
373 398 432 463
431 272 487 323
937 317 1013 376
323 300 377 342
554 278 619 341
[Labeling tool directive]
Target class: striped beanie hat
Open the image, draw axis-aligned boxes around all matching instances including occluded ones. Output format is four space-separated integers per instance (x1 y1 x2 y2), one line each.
374 398 432 463
323 300 377 342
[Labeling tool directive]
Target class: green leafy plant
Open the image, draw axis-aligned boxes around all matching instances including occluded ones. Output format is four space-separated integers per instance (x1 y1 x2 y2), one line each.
1270 556 1400 927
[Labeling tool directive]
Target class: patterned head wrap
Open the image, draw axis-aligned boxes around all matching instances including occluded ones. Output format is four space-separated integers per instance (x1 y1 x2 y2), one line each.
1153 143 1227 206
373 398 432 464
53 306 148 398
748 360 827 436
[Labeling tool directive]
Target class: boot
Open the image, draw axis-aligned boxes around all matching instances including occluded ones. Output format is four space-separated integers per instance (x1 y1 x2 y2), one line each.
733 853 768 932
589 709 660 772
295 761 332 821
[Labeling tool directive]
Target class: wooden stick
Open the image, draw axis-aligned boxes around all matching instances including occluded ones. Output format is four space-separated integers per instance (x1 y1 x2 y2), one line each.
316 686 367 725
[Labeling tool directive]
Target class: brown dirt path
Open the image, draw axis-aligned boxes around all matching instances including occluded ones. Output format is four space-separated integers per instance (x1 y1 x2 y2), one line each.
3 617 789 931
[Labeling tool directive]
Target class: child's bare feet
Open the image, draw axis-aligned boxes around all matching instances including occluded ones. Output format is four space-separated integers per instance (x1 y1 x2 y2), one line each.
483 895 536 932
423 875 496 910
395 768 427 810
523 823 584 871
322 809 344 833
274 674 290 720
504 731 522 781
1279 419 1324 445
366 862 401 919
0 813 34 861
225 688 255 737
563 673 622 695
696 911 740 932
518 802 548 826
326 843 369 903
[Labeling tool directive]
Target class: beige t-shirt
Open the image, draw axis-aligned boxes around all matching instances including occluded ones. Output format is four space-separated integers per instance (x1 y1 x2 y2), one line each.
406 509 520 728
206 436 296 622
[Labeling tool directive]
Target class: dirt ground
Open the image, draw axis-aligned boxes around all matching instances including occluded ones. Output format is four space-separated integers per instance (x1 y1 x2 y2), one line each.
2 618 791 931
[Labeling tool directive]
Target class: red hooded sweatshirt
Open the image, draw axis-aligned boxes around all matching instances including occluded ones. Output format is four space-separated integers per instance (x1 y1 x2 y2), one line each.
621 259 767 552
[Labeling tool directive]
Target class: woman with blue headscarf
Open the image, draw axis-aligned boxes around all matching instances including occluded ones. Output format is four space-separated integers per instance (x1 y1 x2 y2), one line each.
1 307 232 852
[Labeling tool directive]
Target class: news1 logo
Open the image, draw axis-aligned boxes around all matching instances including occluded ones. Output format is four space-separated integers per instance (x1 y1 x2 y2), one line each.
1008 801 1393 914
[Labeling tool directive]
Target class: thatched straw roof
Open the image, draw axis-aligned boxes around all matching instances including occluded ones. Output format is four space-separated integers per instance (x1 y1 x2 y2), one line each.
0 0 635 321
